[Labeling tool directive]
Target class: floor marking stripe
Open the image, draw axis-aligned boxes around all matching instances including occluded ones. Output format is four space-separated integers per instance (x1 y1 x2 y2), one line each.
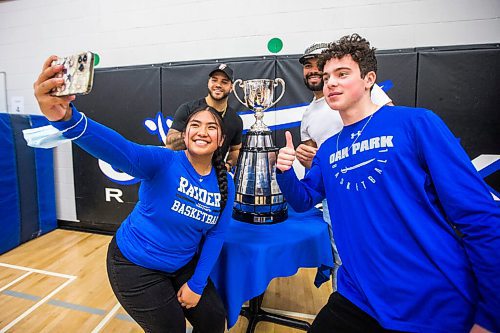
1 289 108 316
2 290 40 301
0 276 76 333
91 302 121 333
0 263 315 330
0 262 76 279
48 299 106 315
0 271 32 293
114 313 134 322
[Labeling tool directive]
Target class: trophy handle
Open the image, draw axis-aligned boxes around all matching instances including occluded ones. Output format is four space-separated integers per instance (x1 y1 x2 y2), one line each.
232 79 249 108
268 78 286 109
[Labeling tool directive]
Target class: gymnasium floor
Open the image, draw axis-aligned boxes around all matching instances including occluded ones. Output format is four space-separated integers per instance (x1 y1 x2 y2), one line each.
0 229 331 333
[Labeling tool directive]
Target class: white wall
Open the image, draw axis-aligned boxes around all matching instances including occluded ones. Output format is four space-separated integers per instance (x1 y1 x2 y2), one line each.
1 0 499 221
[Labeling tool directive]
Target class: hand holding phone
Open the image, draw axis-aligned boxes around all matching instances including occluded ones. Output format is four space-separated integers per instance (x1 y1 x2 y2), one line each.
51 51 95 96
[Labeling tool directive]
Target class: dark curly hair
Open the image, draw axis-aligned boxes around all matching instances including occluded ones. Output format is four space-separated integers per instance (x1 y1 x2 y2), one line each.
184 107 228 215
318 33 377 78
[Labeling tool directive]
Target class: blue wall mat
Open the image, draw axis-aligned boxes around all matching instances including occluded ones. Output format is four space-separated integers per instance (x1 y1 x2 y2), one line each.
31 116 56 233
10 115 40 243
0 114 21 254
0 114 57 254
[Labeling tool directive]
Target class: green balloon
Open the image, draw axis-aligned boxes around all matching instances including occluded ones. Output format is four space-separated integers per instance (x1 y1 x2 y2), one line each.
267 38 283 53
93 53 100 66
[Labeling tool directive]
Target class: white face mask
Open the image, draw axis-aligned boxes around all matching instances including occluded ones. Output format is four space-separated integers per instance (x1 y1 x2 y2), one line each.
23 125 73 148
22 113 87 149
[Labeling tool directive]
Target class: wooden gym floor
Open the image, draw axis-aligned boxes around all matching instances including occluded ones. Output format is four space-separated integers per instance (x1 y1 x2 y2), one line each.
0 229 331 332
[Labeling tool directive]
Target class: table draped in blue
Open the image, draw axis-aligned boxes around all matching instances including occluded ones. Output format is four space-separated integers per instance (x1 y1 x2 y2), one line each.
210 207 333 328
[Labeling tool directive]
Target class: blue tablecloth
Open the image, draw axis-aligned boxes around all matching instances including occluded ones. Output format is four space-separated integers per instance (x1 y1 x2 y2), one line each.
210 207 333 328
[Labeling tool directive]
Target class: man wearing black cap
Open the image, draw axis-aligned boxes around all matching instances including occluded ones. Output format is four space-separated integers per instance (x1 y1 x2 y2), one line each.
165 64 243 171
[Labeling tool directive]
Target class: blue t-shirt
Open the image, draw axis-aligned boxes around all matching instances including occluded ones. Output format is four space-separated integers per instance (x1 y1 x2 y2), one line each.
52 106 235 294
278 105 500 332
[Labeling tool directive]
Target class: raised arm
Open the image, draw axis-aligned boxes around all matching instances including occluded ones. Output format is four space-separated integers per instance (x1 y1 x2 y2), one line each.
34 55 168 180
34 55 76 122
276 131 324 212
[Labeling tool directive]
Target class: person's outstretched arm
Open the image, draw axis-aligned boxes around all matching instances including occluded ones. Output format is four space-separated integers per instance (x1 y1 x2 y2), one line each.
34 55 168 180
276 131 325 212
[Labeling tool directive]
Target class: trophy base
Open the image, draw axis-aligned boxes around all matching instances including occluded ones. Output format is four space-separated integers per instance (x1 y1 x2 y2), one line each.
232 207 288 225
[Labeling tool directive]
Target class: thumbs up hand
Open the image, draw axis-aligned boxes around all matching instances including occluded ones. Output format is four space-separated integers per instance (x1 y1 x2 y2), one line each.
276 131 296 172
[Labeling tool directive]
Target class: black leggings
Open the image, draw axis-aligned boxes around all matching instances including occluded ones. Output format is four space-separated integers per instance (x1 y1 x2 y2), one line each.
106 236 226 333
310 292 407 333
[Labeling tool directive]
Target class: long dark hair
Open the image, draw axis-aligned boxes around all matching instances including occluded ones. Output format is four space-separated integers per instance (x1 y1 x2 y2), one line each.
184 107 228 213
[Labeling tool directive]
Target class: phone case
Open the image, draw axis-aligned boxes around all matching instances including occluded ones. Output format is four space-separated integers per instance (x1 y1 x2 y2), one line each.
51 51 94 96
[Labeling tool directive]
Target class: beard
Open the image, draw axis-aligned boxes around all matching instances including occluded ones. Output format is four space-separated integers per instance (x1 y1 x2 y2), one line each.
208 88 230 101
303 75 323 92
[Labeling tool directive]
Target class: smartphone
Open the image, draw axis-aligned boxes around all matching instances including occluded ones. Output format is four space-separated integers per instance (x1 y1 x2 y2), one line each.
51 51 95 96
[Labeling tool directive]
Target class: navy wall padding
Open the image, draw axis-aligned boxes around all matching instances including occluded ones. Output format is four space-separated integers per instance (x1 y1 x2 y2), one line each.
30 116 57 234
416 48 500 160
376 51 418 107
67 44 499 232
0 114 21 254
10 115 40 243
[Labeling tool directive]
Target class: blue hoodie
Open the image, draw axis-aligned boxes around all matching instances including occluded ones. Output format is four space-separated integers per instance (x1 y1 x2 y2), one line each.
277 105 500 332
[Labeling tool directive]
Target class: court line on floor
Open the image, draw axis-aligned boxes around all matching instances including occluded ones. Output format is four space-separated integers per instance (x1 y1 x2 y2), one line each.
0 277 76 333
0 262 76 280
1 262 314 329
115 313 134 322
91 302 121 333
49 299 107 315
2 289 316 324
2 289 131 320
0 271 32 293
3 290 40 301
0 262 77 333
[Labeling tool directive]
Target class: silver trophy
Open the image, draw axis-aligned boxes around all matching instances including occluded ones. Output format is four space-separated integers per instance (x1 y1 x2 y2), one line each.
233 78 285 131
232 78 288 224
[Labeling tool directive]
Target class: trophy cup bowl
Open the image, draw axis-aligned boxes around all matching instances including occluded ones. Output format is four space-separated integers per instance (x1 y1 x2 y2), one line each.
232 78 288 224
233 78 285 132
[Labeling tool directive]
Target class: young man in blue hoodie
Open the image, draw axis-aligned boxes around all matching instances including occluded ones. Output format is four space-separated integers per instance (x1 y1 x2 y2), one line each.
276 33 499 333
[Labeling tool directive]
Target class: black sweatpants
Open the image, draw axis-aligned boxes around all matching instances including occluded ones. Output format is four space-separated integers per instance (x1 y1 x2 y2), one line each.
106 236 225 333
